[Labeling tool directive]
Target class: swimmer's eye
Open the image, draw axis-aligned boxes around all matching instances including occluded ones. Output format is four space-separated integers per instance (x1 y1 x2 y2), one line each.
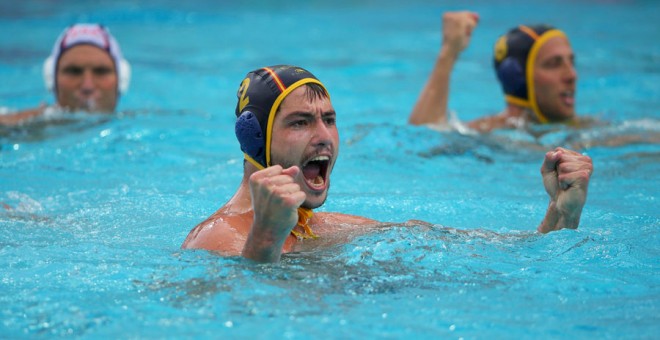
542 56 564 68
60 66 114 77
290 119 309 128
93 66 114 76
541 55 575 70
61 66 84 76
323 116 336 126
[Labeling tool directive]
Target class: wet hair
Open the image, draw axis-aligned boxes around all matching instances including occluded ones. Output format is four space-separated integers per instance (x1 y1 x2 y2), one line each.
302 82 329 102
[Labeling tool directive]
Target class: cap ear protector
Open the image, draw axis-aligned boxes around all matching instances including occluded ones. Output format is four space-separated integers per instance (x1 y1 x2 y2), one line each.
43 56 56 91
234 65 328 169
43 24 131 94
495 56 526 104
493 24 567 123
235 110 266 167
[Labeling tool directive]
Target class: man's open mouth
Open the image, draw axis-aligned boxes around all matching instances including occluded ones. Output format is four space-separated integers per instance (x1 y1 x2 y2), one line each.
302 155 329 190
560 91 575 106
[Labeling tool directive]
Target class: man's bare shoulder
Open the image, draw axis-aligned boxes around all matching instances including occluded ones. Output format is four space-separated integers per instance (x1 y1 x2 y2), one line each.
0 106 47 126
466 111 525 132
181 211 250 254
314 211 378 226
290 211 383 250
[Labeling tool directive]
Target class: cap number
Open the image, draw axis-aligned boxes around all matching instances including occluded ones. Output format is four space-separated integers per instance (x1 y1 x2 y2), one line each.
238 78 250 112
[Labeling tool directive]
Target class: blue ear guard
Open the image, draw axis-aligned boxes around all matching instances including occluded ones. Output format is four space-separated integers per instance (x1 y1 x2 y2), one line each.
496 57 526 100
235 111 266 167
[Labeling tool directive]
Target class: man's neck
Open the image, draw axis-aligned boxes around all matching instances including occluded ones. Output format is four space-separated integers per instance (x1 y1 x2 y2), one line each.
222 160 259 212
505 104 579 126
504 104 536 122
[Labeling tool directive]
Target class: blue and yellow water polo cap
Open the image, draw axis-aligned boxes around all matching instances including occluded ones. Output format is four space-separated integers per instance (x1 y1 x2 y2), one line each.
234 65 328 169
493 24 567 123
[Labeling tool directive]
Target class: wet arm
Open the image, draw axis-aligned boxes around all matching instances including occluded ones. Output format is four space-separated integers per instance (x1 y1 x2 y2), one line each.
408 11 479 126
0 105 46 126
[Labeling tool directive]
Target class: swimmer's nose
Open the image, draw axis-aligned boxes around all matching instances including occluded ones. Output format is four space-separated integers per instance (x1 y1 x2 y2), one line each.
312 118 335 147
80 70 96 94
564 62 577 83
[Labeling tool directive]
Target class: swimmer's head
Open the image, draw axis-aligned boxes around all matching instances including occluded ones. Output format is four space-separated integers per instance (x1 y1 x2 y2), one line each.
43 24 131 95
493 24 569 123
234 65 328 169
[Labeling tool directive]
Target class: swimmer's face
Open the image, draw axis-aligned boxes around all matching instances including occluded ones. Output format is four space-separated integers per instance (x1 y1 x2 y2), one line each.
533 36 578 122
270 85 339 209
56 44 118 113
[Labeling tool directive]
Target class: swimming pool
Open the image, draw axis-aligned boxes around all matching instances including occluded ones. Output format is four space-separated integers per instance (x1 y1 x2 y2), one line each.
1 0 659 338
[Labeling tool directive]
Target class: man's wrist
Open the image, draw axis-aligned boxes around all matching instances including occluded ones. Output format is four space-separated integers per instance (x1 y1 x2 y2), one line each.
438 44 460 64
538 200 582 233
242 227 283 263
556 208 581 230
538 201 559 233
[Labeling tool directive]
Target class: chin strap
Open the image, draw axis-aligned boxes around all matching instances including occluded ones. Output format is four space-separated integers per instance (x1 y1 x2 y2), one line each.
291 207 318 240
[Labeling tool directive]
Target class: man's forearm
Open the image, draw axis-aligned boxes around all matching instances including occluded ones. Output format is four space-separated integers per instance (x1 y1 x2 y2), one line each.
408 47 458 126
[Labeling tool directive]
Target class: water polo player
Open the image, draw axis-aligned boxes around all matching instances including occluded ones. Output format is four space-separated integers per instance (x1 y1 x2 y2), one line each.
183 64 593 263
409 11 579 132
1 23 130 126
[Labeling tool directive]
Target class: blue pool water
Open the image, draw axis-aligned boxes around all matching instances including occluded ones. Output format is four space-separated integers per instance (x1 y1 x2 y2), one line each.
1 0 659 338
